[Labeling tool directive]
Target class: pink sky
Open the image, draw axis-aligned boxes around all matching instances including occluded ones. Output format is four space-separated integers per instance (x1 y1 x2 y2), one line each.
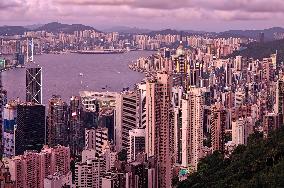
1 0 284 31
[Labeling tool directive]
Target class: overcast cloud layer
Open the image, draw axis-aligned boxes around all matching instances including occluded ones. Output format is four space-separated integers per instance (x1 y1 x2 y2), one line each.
0 0 283 31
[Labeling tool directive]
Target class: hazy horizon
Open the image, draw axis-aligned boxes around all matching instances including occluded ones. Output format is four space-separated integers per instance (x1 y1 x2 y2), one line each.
1 21 284 33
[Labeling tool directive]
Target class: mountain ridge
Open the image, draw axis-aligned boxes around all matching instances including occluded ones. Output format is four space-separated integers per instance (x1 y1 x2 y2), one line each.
0 22 283 40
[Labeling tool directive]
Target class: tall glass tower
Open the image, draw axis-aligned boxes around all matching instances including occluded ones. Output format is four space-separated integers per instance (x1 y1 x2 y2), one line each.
26 67 42 104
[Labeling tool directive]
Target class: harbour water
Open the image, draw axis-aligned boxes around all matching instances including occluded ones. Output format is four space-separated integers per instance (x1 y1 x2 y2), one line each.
2 51 153 105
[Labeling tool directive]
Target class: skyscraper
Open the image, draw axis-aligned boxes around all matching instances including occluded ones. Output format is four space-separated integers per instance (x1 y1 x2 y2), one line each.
26 67 42 104
115 91 137 152
145 72 174 188
211 102 227 153
0 72 7 159
69 96 83 156
7 145 70 188
275 79 284 126
3 101 18 158
15 103 45 155
47 95 69 147
75 157 106 188
26 38 34 63
232 117 253 146
85 127 109 157
181 88 205 170
173 43 188 90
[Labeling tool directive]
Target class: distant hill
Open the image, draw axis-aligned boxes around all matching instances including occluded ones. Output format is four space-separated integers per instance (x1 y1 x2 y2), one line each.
219 27 284 41
0 22 101 36
0 23 284 40
178 127 284 187
228 39 284 62
146 29 183 36
0 26 27 36
35 22 101 34
103 26 151 34
24 24 44 30
141 27 284 40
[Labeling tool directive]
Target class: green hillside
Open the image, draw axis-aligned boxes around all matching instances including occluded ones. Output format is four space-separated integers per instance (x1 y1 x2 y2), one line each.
178 128 284 188
228 39 284 63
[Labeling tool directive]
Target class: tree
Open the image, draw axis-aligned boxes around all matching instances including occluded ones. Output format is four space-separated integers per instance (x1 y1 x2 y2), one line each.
118 149 127 161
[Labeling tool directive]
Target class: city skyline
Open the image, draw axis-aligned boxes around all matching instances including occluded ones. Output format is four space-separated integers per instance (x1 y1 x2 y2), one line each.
1 0 284 31
1 2 284 186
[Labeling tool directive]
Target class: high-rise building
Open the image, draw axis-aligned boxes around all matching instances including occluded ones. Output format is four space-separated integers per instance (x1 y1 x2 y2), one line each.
128 128 145 162
115 91 137 152
3 101 18 157
85 127 108 157
275 79 284 126
47 95 69 147
15 103 45 155
125 162 148 188
172 86 183 164
263 113 279 138
26 38 34 62
173 43 188 90
75 157 106 188
232 117 253 146
41 145 71 176
145 72 174 188
7 145 70 188
211 102 227 153
136 82 147 128
26 67 42 104
0 72 7 159
181 89 205 170
69 96 83 156
9 151 42 188
103 146 117 171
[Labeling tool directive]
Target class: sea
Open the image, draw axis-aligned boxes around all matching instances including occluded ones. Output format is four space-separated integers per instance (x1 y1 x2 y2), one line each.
2 51 153 105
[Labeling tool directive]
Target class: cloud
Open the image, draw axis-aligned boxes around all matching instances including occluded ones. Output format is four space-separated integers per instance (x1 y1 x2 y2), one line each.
56 0 284 12
1 0 284 31
198 0 284 13
0 0 21 9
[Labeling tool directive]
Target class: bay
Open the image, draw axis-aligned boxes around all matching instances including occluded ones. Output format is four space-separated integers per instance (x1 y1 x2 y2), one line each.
2 51 152 105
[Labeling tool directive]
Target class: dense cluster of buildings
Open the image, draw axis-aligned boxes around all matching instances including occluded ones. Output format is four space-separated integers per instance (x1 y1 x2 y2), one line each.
0 29 283 187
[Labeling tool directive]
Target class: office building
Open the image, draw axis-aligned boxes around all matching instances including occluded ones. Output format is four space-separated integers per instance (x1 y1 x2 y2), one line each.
26 67 42 104
136 82 147 129
3 101 18 157
0 72 6 159
15 103 45 155
69 96 83 155
115 91 137 152
128 128 145 162
85 127 108 157
125 162 148 188
47 95 69 147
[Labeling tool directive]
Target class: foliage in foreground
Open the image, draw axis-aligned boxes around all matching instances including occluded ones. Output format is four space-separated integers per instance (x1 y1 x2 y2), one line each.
178 128 284 188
